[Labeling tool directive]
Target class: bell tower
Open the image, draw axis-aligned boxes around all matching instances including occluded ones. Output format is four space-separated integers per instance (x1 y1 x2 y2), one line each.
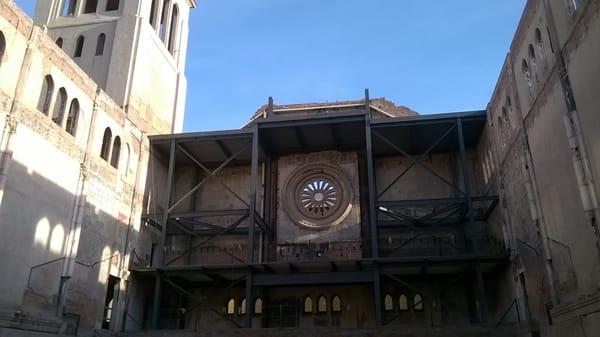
33 0 196 133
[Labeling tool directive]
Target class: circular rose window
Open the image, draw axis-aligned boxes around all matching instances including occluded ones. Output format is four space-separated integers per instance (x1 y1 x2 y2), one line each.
283 164 354 230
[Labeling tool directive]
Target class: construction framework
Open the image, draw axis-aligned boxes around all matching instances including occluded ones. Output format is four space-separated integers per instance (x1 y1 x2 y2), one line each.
134 90 507 330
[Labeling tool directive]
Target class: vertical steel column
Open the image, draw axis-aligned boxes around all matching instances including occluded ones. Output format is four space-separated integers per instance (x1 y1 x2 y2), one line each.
262 156 273 262
457 118 487 323
364 89 383 326
152 139 176 329
245 126 259 328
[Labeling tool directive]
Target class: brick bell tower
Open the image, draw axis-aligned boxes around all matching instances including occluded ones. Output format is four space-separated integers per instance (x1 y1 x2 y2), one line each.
33 0 196 133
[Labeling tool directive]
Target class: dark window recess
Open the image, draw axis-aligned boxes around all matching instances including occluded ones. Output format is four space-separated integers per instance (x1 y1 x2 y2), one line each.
84 0 98 13
106 0 120 11
96 33 106 56
74 36 84 57
56 37 63 48
102 275 119 330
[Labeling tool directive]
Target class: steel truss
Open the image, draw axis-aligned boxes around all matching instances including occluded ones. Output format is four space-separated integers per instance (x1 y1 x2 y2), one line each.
139 90 504 330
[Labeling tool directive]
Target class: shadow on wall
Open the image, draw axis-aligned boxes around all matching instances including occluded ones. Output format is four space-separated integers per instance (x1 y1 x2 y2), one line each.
0 156 135 334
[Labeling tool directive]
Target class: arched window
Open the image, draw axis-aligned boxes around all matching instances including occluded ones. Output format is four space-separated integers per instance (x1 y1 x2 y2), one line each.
240 298 246 315
84 0 98 13
159 1 171 41
105 0 120 11
384 294 393 311
535 28 546 68
303 296 313 313
414 294 424 311
96 33 106 56
66 99 79 136
111 136 121 168
149 0 158 27
0 31 6 68
74 36 85 58
100 127 112 161
38 75 54 115
62 0 77 16
56 37 63 49
168 5 179 54
332 296 341 313
317 296 327 313
254 298 263 314
522 59 533 98
52 87 67 126
528 44 539 83
226 298 235 315
399 294 408 311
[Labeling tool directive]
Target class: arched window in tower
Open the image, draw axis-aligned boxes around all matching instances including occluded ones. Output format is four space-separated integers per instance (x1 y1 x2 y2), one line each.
0 31 6 69
384 294 393 311
96 33 106 56
52 88 67 126
522 59 533 99
254 298 263 314
74 36 85 58
535 28 546 69
159 1 171 41
399 294 408 311
332 296 341 313
303 296 313 313
226 298 235 315
317 296 327 313
84 0 98 14
56 37 63 49
38 75 55 115
100 127 112 161
62 0 78 16
528 44 539 83
168 5 179 55
111 136 121 168
66 99 79 136
414 294 424 311
105 0 120 11
149 0 158 27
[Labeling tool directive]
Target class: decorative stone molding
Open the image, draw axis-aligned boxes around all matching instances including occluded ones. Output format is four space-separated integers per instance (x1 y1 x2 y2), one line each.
282 163 354 231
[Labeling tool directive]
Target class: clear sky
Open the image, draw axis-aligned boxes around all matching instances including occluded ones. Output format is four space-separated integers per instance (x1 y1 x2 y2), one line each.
15 1 526 132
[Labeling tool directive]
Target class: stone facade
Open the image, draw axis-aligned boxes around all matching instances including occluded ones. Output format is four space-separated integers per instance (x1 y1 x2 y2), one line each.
0 0 194 336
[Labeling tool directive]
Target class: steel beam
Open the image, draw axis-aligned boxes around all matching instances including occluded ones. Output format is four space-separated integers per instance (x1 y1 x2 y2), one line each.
244 267 253 328
252 271 373 286
373 269 383 326
152 139 176 329
364 89 379 259
247 125 259 264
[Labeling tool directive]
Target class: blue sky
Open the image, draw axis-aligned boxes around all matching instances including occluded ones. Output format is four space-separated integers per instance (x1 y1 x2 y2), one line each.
15 1 525 132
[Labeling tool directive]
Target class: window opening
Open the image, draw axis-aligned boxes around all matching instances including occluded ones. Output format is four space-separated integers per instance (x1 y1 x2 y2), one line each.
399 294 409 311
254 298 263 314
105 0 120 11
317 296 327 313
74 36 84 58
56 37 63 48
84 0 98 13
168 5 179 54
303 296 313 313
102 275 119 329
96 33 106 56
52 88 67 126
38 75 55 115
65 99 79 136
240 298 246 315
62 0 77 16
414 294 424 311
226 298 235 315
111 136 121 168
332 296 341 312
100 127 112 160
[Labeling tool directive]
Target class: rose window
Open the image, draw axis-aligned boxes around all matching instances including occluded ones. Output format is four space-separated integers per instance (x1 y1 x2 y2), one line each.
283 164 353 230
